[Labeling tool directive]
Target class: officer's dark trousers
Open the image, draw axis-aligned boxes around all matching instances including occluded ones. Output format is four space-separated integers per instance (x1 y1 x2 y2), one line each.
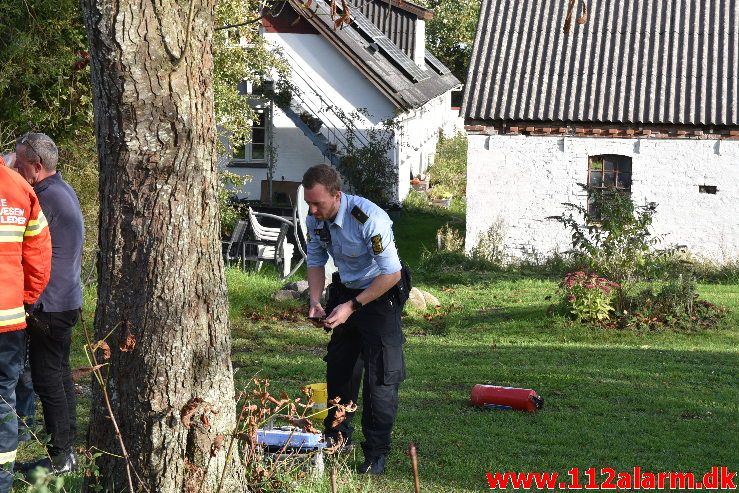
0 330 25 493
27 309 79 456
323 285 406 459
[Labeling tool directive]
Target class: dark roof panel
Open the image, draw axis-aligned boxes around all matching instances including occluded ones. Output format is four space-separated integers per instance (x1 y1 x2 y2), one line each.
462 0 739 127
288 0 459 110
352 0 419 57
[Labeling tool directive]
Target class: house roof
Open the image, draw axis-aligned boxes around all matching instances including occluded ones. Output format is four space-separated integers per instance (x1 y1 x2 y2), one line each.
287 0 459 110
352 0 429 57
462 0 739 128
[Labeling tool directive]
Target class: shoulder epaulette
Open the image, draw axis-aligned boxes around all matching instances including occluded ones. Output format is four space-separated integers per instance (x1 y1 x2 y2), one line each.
351 206 369 224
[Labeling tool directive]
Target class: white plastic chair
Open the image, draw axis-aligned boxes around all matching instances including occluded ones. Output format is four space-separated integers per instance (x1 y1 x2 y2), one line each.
244 207 295 278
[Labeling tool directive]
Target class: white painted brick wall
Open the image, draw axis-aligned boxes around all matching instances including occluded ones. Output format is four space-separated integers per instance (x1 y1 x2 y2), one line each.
466 135 739 262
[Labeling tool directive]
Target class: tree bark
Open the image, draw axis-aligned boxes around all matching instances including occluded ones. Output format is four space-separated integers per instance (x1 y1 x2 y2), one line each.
80 0 239 491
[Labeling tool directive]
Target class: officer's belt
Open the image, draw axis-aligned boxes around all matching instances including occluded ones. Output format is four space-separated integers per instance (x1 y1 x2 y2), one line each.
331 272 363 296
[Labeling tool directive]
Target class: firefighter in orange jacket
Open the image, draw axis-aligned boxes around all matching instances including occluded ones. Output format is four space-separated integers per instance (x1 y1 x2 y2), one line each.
0 155 51 493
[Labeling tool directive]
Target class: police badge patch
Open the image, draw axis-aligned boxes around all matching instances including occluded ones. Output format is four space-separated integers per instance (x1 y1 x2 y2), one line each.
371 234 384 254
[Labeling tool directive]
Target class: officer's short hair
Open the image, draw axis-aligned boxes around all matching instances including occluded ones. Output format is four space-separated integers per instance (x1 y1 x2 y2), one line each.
302 164 342 195
16 132 58 172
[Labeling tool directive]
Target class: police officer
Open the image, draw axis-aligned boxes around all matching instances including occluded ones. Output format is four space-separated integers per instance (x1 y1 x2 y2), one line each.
303 164 409 475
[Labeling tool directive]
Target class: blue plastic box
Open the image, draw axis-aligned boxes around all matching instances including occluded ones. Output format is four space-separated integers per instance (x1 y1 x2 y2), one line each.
256 428 325 450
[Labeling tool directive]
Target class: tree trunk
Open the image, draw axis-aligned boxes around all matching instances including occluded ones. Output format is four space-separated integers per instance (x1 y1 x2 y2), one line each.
80 1 239 491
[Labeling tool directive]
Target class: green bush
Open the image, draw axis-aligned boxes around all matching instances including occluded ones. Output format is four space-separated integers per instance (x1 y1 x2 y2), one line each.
58 130 98 283
403 189 430 210
219 171 250 236
559 271 618 323
471 218 506 265
551 187 726 331
426 131 467 198
338 114 397 206
436 223 464 253
550 187 661 289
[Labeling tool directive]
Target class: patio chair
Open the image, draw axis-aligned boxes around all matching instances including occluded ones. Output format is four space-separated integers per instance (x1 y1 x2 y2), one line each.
244 207 295 278
222 220 248 269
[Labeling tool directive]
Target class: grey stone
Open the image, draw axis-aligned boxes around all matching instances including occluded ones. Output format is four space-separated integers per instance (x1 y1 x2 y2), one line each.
421 291 440 307
300 288 327 306
283 280 310 294
408 287 427 311
272 290 301 301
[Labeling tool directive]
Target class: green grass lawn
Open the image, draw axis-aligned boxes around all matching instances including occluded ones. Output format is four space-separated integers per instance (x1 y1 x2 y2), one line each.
227 208 739 492
17 207 738 492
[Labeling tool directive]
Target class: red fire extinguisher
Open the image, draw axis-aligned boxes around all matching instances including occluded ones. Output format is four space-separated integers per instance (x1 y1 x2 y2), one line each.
470 384 544 412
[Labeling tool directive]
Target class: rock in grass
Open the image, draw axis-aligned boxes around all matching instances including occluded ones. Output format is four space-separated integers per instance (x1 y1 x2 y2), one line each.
408 287 427 310
421 291 440 307
283 280 310 294
272 290 301 301
300 288 327 306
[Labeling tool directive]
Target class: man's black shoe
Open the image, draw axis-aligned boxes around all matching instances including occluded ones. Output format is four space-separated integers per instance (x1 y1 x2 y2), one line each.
16 451 77 475
358 454 387 475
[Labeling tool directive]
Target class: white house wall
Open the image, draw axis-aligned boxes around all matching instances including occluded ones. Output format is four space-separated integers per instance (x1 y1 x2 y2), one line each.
466 135 739 262
221 31 460 201
395 91 462 200
225 32 395 200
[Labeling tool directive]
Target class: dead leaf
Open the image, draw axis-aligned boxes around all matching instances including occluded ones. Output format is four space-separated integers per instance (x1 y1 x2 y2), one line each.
285 416 320 434
324 432 346 454
90 340 111 360
120 330 136 352
71 364 105 382
210 434 225 457
181 397 217 430
329 399 357 429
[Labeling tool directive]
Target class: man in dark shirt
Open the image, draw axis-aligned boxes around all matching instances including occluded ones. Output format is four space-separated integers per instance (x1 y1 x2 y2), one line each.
14 133 84 474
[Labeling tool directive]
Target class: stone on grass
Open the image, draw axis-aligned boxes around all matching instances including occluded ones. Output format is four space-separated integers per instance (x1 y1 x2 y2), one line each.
408 287 427 311
272 290 301 301
283 280 310 294
421 291 440 307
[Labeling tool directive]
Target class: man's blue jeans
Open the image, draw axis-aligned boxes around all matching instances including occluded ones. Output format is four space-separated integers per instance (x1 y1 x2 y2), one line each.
0 330 25 493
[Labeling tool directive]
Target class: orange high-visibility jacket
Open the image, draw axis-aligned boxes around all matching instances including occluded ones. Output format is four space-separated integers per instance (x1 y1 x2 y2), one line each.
0 159 51 332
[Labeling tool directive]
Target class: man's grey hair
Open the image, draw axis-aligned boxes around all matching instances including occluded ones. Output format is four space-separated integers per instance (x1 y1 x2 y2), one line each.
16 132 58 171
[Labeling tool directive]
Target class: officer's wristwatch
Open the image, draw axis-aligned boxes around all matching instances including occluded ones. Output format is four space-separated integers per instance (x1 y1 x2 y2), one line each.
350 297 363 312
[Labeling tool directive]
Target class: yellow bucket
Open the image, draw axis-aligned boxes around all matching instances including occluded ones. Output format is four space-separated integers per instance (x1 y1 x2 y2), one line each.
307 383 328 421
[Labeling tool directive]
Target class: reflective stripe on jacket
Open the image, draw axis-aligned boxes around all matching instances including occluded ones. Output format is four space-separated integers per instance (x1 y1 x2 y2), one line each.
0 164 52 332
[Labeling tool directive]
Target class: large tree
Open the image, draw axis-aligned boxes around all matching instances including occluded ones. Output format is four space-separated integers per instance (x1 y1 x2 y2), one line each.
422 0 481 83
80 0 239 490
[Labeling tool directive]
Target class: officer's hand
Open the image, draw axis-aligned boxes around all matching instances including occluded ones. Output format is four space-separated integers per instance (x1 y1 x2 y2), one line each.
308 303 326 328
324 301 354 330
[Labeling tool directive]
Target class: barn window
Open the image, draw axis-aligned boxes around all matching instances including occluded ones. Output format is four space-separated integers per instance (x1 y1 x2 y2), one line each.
587 155 632 215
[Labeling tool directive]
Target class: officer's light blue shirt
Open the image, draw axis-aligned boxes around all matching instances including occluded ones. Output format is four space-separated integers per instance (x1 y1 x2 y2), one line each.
306 193 402 290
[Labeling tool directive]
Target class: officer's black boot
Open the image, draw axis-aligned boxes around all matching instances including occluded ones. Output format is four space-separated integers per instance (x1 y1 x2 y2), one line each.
358 454 387 475
16 449 77 475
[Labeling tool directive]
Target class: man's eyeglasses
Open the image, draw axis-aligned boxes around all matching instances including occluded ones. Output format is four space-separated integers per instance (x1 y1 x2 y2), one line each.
18 134 43 165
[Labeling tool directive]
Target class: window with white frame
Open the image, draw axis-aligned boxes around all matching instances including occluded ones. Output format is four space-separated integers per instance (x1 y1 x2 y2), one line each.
229 107 268 167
